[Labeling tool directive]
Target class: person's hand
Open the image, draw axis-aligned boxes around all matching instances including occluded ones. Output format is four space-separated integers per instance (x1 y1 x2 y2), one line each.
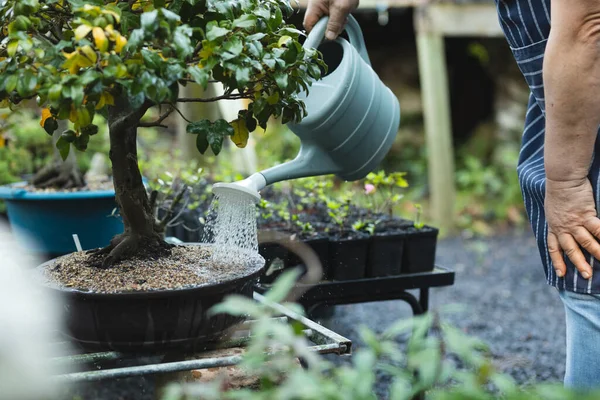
304 0 359 41
546 177 600 279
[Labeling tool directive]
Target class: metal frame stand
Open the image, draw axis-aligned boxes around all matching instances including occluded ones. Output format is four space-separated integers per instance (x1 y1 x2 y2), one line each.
255 266 455 316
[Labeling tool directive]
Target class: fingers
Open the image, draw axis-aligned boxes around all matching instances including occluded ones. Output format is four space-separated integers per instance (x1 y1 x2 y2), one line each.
573 227 600 261
548 232 567 278
303 1 323 33
558 233 593 279
584 217 600 240
326 3 352 40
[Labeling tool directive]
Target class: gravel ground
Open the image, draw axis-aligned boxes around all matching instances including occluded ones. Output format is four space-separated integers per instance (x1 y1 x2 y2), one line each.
60 228 565 399
320 228 566 394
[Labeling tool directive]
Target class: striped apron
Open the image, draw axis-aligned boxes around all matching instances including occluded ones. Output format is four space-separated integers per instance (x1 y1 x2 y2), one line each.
495 0 600 293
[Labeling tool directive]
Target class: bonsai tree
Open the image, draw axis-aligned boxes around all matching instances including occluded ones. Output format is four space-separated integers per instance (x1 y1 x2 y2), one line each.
0 0 323 267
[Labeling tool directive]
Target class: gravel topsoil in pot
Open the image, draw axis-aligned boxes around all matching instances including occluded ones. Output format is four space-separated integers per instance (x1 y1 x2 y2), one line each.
22 175 115 193
42 245 264 293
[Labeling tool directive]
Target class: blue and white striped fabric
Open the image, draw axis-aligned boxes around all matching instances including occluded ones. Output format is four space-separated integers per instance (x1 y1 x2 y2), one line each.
495 0 600 293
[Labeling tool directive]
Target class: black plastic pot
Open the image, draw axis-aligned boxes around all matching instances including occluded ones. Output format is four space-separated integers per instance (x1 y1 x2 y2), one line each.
366 233 404 277
401 226 439 274
328 236 369 281
286 236 330 279
38 255 264 352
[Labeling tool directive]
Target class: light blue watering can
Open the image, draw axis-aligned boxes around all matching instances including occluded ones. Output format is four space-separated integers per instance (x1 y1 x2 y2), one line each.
213 15 401 201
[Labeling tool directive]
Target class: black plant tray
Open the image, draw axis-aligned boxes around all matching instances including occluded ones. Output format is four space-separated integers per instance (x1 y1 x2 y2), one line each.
258 224 439 282
38 259 264 352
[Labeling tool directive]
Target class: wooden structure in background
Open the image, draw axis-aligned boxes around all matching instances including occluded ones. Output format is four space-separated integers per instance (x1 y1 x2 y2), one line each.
298 0 503 232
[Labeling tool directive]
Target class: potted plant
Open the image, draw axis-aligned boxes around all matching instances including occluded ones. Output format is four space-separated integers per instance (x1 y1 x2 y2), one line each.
362 171 438 275
0 0 323 350
325 193 370 280
0 109 122 255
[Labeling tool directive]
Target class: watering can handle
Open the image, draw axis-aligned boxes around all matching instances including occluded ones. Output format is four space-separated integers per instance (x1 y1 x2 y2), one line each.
303 14 372 67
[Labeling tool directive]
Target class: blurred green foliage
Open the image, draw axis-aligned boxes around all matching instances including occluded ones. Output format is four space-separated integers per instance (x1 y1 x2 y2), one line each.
0 109 110 184
162 271 594 400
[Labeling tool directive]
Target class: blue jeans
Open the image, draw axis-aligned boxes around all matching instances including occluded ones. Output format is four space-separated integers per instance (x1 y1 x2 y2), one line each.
558 289 600 389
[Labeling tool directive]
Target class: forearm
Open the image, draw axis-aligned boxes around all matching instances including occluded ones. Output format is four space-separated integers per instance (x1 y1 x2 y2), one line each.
544 2 600 181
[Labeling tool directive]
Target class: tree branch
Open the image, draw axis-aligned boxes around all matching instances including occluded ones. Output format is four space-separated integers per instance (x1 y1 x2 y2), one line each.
175 92 254 103
138 106 174 128
158 186 188 231
168 103 193 124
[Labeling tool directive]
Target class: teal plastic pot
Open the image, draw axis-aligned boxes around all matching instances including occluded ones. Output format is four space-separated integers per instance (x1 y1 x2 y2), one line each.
0 182 123 255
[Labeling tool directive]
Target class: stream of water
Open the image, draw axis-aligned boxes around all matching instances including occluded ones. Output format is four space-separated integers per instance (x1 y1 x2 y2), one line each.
202 191 259 263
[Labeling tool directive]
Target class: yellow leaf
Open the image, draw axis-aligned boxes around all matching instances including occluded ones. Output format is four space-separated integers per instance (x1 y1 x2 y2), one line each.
95 92 115 110
79 45 97 64
62 50 77 60
266 91 279 105
69 106 78 123
95 94 105 110
103 92 114 106
40 108 53 127
92 27 109 52
104 24 116 39
102 9 121 23
114 34 127 54
277 35 292 47
0 135 5 148
62 53 81 74
74 24 92 40
7 41 18 57
81 4 100 13
230 118 249 148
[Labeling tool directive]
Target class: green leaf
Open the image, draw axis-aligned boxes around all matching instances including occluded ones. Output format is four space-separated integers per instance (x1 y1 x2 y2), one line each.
223 36 243 57
235 66 250 86
70 85 85 107
141 10 159 30
247 33 266 41
43 118 58 135
186 119 211 135
74 132 90 151
208 294 262 318
207 131 224 155
56 136 71 161
4 75 18 93
196 131 209 154
269 6 283 31
81 124 99 136
188 66 209 89
265 268 301 304
213 118 234 136
233 14 257 29
173 26 193 58
274 71 288 91
16 70 37 97
206 22 229 41
154 0 166 8
141 49 162 70
160 8 180 22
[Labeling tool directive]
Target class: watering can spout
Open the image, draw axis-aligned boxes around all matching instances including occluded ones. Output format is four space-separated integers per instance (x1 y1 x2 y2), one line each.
260 143 340 187
212 144 339 203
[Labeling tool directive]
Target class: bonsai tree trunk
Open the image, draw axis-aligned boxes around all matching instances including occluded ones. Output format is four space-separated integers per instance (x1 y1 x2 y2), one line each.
31 121 84 189
92 96 171 268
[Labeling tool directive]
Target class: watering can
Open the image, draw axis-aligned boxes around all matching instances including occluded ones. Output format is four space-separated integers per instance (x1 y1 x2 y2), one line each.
213 15 401 201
